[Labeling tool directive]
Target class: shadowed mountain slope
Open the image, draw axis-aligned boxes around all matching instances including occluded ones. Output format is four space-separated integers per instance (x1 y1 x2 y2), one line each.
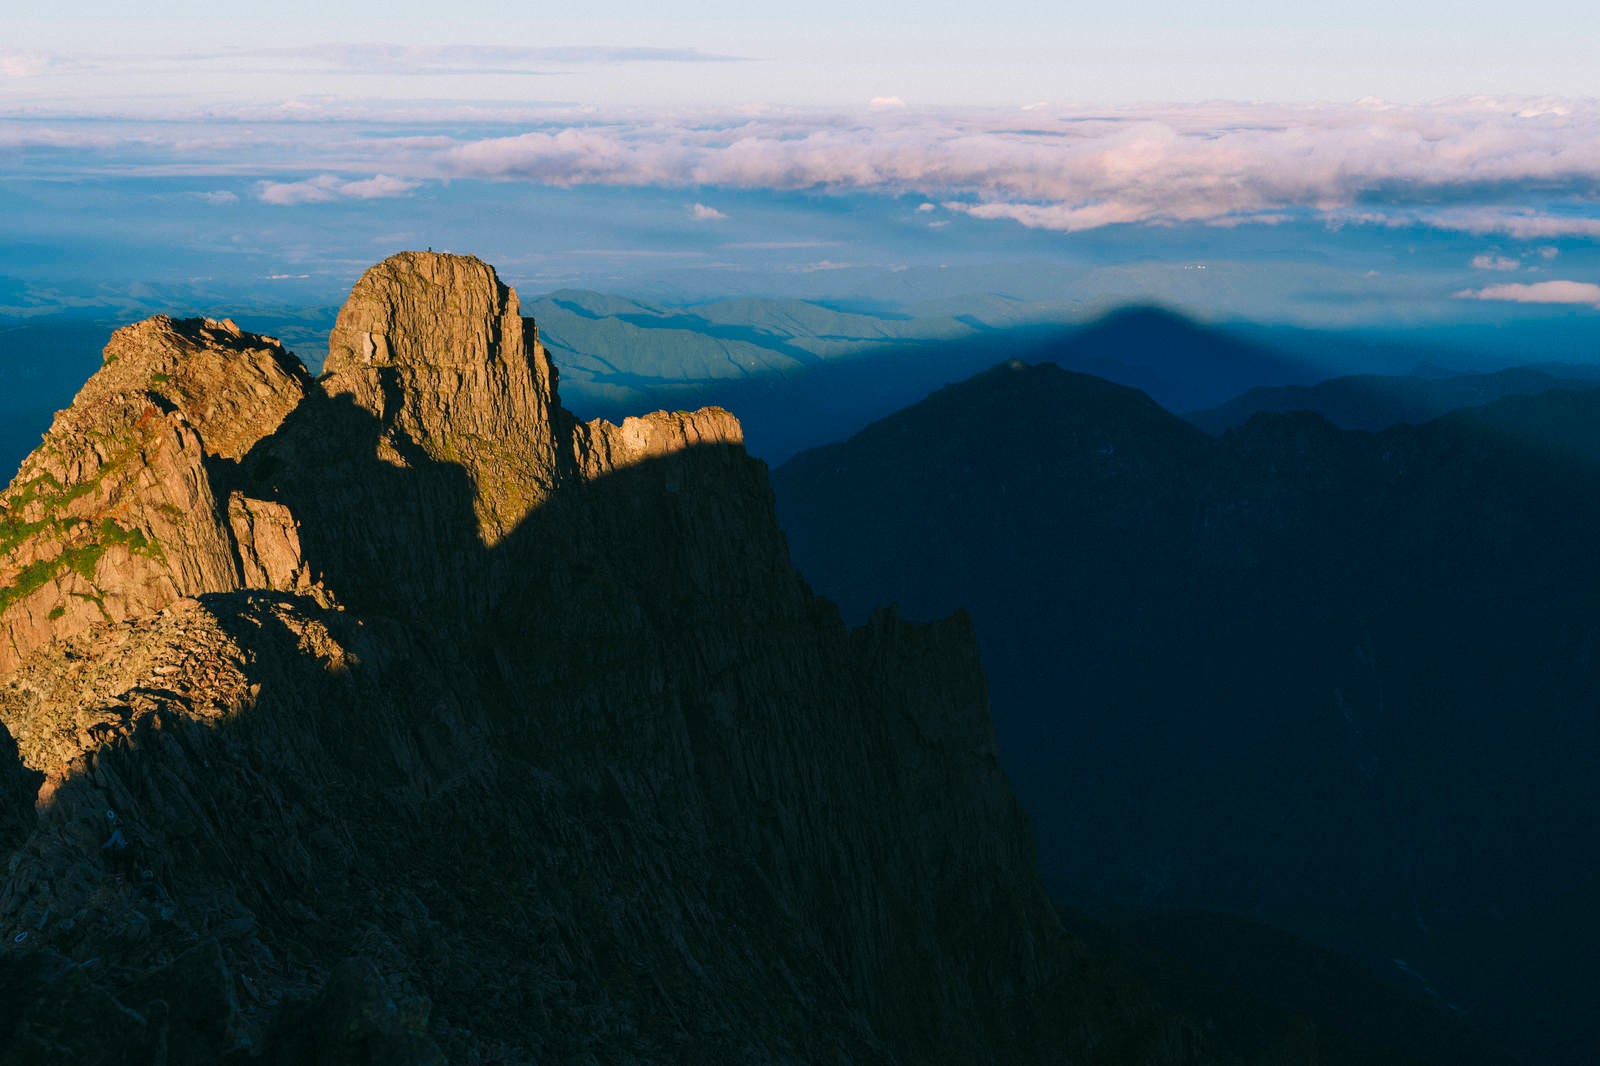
0 253 1231 1065
773 360 1600 1065
1057 905 1518 1066
1187 366 1600 434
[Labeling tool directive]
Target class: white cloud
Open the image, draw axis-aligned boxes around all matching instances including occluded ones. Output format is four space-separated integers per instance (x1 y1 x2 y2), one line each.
258 174 417 206
433 100 1600 236
258 177 343 205
689 202 727 221
1469 254 1520 271
868 97 906 110
1456 280 1600 309
16 97 1600 240
337 174 419 199
194 190 239 205
1538 245 1561 260
916 202 937 212
944 200 1150 233
1405 210 1600 240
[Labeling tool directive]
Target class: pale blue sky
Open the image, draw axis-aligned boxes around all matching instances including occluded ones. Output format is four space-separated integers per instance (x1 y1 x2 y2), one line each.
4 0 1600 349
9 0 1600 107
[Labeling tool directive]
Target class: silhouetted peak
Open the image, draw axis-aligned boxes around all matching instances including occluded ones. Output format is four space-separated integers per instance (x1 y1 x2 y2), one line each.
1229 407 1346 439
1059 306 1275 368
929 359 1199 436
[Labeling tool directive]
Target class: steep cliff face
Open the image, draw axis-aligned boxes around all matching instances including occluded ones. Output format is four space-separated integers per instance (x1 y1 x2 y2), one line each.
0 254 1197 1065
0 316 310 676
321 252 562 544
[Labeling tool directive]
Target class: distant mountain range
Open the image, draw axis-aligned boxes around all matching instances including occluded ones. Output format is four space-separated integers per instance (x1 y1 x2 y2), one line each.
1058 903 1517 1066
1187 365 1600 433
9 296 1600 477
505 295 1600 463
772 360 1600 1065
525 288 1080 461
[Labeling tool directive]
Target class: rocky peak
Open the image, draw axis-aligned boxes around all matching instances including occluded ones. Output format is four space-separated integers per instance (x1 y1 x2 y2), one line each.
96 315 309 461
321 251 562 542
0 254 587 667
0 317 310 675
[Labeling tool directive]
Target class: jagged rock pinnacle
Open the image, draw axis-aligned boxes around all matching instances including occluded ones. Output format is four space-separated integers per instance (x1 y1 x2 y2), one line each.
321 252 564 542
0 253 749 671
0 317 310 674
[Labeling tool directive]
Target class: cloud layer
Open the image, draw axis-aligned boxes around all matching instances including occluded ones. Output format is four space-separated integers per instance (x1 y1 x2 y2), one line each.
428 99 1600 237
7 96 1600 240
258 174 418 206
1470 254 1521 271
1457 281 1600 309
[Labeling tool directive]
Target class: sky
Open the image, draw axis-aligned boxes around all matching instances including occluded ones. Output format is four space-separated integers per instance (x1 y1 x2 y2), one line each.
10 0 1600 106
4 1 1600 366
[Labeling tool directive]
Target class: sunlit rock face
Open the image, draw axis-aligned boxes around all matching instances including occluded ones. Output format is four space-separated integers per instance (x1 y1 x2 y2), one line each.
0 253 1197 1065
322 252 564 544
0 316 311 676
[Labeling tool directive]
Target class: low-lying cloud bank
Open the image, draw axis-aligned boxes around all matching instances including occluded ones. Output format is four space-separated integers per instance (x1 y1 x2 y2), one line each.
1457 280 1600 309
258 174 418 206
7 97 1600 239
426 99 1600 238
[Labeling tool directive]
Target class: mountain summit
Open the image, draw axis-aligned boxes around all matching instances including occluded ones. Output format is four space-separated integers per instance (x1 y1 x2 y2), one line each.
0 253 1209 1064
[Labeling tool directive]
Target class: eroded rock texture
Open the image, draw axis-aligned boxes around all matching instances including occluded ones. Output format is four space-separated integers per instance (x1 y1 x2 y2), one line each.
0 316 310 675
0 253 1197 1065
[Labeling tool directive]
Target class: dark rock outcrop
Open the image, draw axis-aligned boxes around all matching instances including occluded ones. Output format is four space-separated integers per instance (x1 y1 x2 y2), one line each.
0 254 1203 1064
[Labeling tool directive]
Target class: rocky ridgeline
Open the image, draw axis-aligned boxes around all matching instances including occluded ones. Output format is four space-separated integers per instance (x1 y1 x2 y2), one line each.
0 315 311 675
0 253 1199 1064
